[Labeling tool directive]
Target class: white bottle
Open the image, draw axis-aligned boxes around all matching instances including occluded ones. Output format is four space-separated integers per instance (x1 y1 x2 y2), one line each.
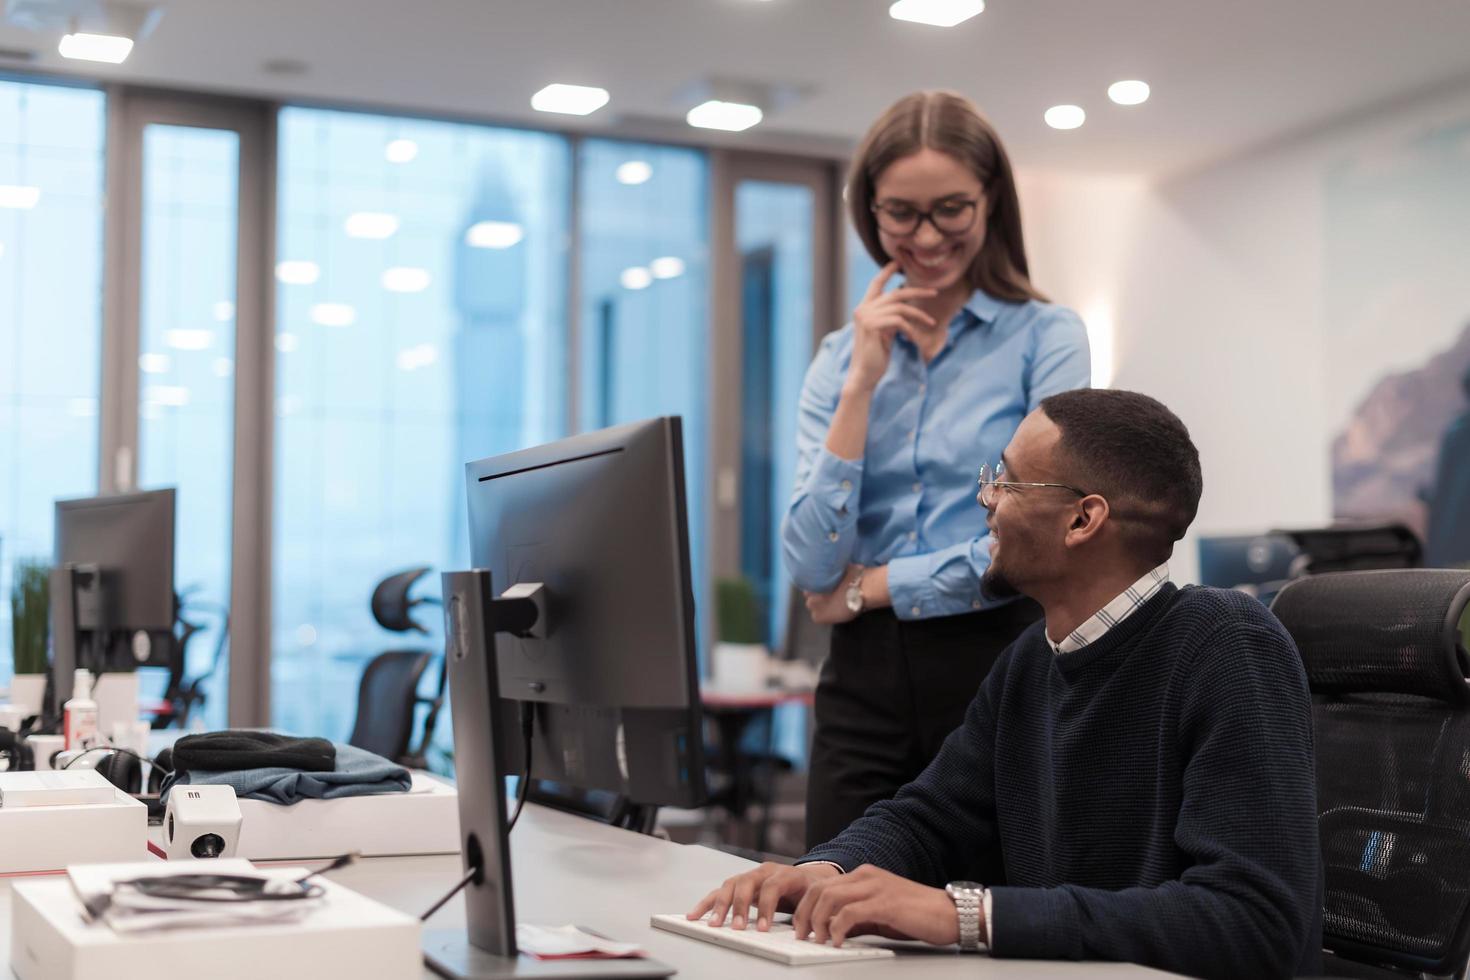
64 669 99 751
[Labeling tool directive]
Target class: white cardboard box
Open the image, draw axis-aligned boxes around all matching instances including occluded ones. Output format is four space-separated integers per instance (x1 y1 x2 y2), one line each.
231 769 460 860
10 860 422 980
0 784 147 874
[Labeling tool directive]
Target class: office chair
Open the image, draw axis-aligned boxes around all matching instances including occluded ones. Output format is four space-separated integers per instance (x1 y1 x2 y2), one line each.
1270 569 1470 979
347 567 445 769
1276 523 1423 575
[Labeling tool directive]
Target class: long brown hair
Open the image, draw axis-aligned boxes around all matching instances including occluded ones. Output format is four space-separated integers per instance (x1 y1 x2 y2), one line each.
847 91 1045 303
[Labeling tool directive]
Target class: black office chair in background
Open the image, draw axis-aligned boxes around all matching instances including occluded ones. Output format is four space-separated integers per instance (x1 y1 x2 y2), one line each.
347 567 444 769
1270 569 1470 979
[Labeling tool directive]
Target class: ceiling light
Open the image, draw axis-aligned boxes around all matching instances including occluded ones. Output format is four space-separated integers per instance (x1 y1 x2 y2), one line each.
385 139 418 163
1108 80 1150 106
212 300 235 321
465 221 524 249
58 31 133 63
275 333 300 353
144 385 189 407
531 83 609 116
687 100 763 132
888 0 984 27
396 343 438 372
138 352 171 374
165 328 212 351
616 161 652 185
275 260 320 285
310 302 357 327
0 185 40 209
650 257 685 279
620 267 653 290
344 211 399 240
382 267 432 293
1044 104 1086 130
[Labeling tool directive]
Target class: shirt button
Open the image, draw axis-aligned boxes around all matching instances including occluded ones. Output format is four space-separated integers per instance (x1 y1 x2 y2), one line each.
907 429 915 441
910 605 922 617
840 479 852 491
912 482 922 493
972 600 982 610
827 531 839 542
918 383 927 395
908 531 917 541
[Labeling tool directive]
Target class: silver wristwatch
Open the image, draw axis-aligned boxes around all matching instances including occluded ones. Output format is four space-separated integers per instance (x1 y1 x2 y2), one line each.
945 881 985 952
844 569 865 615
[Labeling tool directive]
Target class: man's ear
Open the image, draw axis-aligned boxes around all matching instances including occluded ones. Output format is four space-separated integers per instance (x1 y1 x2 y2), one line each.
1064 495 1110 549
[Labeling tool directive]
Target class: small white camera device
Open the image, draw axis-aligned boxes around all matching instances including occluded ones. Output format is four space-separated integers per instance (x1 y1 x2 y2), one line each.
164 784 243 860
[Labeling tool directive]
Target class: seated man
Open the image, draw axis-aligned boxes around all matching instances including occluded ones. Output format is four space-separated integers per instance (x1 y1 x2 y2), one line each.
689 388 1322 979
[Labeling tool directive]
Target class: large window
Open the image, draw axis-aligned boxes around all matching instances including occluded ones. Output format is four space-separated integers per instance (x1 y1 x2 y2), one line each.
271 108 571 741
577 139 711 653
0 78 105 688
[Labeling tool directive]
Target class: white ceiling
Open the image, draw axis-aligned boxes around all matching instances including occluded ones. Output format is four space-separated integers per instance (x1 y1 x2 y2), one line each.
5 0 1470 176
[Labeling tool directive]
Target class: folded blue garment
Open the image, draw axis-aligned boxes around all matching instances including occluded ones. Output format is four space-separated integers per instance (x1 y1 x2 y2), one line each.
161 742 412 805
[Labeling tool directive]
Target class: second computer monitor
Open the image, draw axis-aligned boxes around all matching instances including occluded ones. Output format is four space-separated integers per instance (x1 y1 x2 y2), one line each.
464 416 704 809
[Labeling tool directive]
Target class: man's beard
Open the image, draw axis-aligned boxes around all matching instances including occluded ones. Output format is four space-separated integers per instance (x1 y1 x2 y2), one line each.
981 561 1020 600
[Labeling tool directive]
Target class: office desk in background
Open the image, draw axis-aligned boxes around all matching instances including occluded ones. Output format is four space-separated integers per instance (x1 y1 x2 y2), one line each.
0 802 1180 978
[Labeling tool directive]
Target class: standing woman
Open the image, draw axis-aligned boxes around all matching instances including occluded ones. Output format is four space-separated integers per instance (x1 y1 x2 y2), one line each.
786 91 1091 849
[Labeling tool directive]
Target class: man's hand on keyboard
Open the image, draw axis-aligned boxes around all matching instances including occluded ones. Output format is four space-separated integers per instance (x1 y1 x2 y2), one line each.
791 864 959 949
687 861 841 932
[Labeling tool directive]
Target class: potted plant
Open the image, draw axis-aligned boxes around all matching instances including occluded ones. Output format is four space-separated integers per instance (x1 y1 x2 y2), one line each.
712 577 769 692
8 559 50 717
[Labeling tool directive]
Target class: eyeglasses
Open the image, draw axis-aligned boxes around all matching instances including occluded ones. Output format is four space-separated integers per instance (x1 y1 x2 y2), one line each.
871 197 979 237
976 462 1089 509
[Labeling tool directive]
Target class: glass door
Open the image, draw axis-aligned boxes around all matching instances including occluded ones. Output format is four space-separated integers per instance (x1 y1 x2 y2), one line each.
108 93 271 728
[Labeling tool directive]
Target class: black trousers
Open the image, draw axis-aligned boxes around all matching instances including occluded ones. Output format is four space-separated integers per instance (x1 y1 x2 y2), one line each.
805 598 1043 851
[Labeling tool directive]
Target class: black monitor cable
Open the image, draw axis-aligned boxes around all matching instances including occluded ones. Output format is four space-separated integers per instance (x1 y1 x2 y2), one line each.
419 701 536 922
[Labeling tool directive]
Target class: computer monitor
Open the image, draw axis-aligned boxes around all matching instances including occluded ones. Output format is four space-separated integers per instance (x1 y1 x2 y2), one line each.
426 417 700 978
1197 532 1301 591
48 489 177 715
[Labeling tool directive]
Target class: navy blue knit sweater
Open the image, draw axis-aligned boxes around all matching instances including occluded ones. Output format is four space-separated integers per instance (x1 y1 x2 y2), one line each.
802 584 1323 979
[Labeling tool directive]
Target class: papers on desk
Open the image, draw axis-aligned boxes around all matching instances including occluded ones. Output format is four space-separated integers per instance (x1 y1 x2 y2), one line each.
70 860 323 934
517 923 647 959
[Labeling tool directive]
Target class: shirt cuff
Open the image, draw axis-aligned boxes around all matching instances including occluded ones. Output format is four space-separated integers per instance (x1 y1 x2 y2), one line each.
983 888 993 952
886 552 942 620
794 860 846 875
804 448 863 518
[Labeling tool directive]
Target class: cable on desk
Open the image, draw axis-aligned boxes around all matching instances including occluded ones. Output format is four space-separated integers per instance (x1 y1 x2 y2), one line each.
420 864 480 922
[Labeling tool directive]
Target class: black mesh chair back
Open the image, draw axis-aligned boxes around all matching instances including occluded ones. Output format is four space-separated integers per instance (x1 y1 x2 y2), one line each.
1271 569 1470 976
348 649 432 766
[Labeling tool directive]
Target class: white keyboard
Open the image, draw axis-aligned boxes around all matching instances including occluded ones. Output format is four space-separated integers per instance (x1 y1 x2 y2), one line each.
650 913 896 965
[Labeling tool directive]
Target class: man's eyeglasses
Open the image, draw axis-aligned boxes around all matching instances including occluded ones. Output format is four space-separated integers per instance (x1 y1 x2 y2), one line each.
976 462 1089 509
871 197 979 237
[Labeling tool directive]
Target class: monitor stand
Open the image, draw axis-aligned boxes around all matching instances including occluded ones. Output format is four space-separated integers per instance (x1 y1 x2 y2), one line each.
429 571 673 980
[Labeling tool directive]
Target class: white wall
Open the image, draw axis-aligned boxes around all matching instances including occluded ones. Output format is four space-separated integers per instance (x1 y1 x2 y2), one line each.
1015 79 1470 584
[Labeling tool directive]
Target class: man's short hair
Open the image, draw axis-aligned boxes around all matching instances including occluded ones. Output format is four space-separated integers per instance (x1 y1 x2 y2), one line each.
1038 389 1203 563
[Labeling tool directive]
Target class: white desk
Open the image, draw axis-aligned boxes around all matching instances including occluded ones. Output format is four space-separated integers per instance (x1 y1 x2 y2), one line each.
0 802 1179 978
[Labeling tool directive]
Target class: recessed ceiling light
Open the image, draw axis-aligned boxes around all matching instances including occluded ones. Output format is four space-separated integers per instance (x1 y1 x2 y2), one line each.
621 267 653 290
687 100 763 132
0 185 40 209
1044 104 1086 130
465 221 524 249
144 385 190 408
344 212 399 239
310 302 357 327
58 32 133 63
616 161 652 185
385 139 418 164
650 257 685 279
138 353 171 374
275 260 320 285
531 83 610 116
1107 80 1150 106
382 267 432 293
165 329 212 351
396 343 438 372
888 0 984 27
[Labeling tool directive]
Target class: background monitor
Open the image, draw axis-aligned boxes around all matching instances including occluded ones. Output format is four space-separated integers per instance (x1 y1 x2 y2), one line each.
1197 532 1301 592
464 416 705 810
52 489 176 687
